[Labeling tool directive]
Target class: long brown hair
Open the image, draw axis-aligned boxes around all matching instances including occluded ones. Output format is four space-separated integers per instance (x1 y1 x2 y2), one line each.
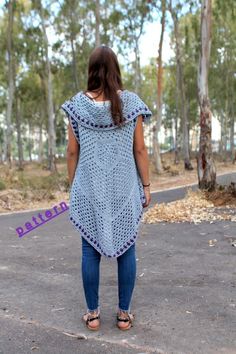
84 45 125 126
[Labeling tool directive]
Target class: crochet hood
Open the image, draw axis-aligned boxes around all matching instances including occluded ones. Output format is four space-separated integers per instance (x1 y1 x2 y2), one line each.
60 89 152 131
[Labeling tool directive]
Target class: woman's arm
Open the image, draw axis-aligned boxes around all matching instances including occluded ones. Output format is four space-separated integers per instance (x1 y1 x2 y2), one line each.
133 115 151 207
67 123 80 187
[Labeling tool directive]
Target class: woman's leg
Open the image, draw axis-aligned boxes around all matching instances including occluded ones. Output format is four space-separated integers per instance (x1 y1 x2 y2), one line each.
81 236 101 312
117 243 136 312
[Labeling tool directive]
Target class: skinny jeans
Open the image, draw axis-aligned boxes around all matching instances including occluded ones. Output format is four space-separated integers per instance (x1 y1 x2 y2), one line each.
81 236 136 313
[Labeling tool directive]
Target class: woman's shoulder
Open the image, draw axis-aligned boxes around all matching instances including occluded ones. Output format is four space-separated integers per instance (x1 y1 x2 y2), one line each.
123 89 135 96
121 89 141 102
122 90 146 105
123 89 143 101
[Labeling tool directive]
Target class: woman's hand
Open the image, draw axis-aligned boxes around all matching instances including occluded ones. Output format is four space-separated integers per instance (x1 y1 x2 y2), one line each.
142 186 151 208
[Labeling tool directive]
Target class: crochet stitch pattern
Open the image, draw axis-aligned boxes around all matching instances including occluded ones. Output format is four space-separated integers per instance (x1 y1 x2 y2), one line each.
60 89 152 258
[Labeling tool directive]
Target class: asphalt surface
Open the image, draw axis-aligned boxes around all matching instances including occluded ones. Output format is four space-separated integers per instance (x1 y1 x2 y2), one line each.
0 172 236 354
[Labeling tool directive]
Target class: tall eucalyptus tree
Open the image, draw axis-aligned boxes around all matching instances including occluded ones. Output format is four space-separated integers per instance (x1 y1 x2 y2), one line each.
33 0 57 172
153 0 166 174
5 0 16 168
168 0 193 170
197 0 216 189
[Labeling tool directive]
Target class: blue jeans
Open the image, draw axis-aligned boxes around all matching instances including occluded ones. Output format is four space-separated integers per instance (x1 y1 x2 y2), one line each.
81 236 136 313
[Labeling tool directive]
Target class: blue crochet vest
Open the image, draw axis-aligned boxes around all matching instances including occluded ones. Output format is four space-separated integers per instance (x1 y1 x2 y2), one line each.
60 89 152 258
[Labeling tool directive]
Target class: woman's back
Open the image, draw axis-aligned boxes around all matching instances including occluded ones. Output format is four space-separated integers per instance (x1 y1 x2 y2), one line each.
61 88 152 258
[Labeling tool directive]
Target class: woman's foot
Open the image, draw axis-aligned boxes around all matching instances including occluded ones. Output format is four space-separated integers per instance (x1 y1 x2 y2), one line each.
116 309 135 330
82 309 100 331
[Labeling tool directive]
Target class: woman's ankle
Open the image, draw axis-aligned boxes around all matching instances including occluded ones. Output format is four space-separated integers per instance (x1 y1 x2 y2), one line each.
117 306 130 313
87 306 100 315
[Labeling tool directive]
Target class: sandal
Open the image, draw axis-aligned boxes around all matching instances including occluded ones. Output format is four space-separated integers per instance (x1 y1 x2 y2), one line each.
82 309 100 331
116 309 135 330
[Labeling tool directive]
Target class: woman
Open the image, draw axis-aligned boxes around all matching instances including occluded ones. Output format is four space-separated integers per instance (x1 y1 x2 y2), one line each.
60 45 152 331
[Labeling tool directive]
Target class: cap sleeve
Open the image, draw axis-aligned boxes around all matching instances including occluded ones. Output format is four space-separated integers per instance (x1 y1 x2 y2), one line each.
125 92 153 124
61 102 80 144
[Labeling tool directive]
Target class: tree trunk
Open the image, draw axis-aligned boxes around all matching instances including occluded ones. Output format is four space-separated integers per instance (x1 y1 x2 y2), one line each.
174 65 179 164
39 2 57 172
174 115 179 164
187 97 191 154
223 70 229 160
38 103 44 163
169 1 193 170
229 75 235 162
5 0 16 168
219 111 223 156
153 0 166 174
70 36 79 91
197 0 216 190
0 128 4 164
220 111 227 160
134 40 141 95
229 96 235 163
38 124 43 163
28 125 32 163
230 113 235 163
69 2 79 91
15 91 24 170
95 0 101 46
0 145 3 164
127 8 145 95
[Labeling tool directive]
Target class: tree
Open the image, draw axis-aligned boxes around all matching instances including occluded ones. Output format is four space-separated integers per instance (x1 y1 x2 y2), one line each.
118 0 152 95
153 0 166 174
15 90 24 170
5 0 16 168
197 0 216 190
37 0 57 172
168 0 193 170
95 0 101 46
210 0 236 162
55 0 84 92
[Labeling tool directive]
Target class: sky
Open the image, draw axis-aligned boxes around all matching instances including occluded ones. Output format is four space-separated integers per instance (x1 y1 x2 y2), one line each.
139 21 174 67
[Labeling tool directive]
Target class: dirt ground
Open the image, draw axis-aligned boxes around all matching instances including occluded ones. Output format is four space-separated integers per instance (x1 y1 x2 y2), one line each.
149 154 236 191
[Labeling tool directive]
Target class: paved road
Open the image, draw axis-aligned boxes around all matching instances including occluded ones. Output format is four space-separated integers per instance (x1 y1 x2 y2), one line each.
0 172 236 354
